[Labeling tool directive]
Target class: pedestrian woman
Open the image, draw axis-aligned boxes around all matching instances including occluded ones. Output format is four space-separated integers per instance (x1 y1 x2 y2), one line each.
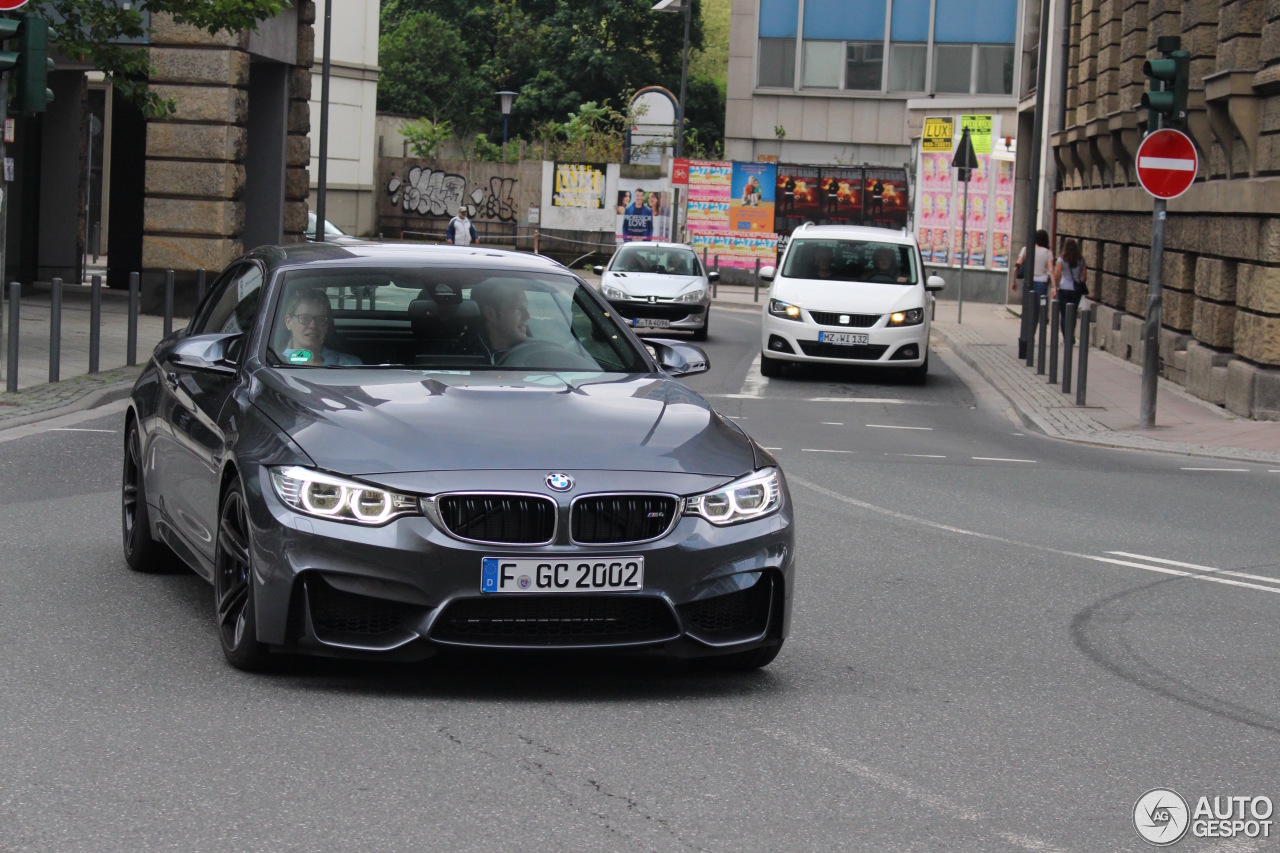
1014 229 1054 303
1052 238 1088 339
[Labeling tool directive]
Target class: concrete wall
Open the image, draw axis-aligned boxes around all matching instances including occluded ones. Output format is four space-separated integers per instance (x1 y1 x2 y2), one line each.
1052 0 1280 419
309 0 380 237
378 158 541 241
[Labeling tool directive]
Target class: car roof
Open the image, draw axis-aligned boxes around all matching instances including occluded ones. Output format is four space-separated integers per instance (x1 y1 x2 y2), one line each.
246 242 571 273
613 242 696 252
789 224 915 245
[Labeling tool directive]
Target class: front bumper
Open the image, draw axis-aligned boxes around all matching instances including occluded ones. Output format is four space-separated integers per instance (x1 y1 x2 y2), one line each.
606 298 709 331
244 467 794 661
761 309 929 367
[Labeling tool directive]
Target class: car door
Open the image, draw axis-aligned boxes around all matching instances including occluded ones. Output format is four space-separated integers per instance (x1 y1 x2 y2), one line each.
157 263 264 567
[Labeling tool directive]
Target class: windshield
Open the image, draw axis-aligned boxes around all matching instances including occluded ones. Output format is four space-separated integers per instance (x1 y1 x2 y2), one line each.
307 212 346 238
610 245 701 276
268 267 649 373
781 238 918 285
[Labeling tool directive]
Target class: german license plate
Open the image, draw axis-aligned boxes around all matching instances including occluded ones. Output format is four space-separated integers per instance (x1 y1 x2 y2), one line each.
633 318 670 328
481 557 644 593
819 331 869 345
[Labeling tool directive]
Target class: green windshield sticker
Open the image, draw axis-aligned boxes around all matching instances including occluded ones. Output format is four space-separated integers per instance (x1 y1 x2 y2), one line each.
288 350 312 364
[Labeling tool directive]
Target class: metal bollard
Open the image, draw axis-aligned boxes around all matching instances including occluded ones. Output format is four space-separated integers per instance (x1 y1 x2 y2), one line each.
1048 299 1059 384
1018 281 1031 359
164 270 174 336
1025 290 1037 367
90 275 102 374
1076 308 1091 406
6 282 19 392
713 255 719 298
533 230 540 254
197 268 207 304
49 277 63 383
127 272 139 367
702 246 708 269
754 258 761 303
1036 296 1048 375
1062 302 1077 394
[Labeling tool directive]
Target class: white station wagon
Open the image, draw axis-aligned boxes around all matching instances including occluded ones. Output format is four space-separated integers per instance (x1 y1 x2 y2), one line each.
759 224 945 381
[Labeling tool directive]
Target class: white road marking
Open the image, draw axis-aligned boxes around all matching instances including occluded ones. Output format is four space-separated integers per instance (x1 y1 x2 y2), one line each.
866 424 933 431
763 728 1074 853
1181 467 1249 472
895 454 947 458
973 457 1036 463
763 447 782 451
801 448 851 454
820 421 844 426
49 428 116 433
789 475 1280 599
738 355 767 398
1012 433 1025 436
1107 551 1280 587
725 415 743 419
707 394 927 404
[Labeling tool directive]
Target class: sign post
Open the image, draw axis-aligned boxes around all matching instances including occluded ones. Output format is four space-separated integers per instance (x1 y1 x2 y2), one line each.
951 128 978 323
1135 127 1197 429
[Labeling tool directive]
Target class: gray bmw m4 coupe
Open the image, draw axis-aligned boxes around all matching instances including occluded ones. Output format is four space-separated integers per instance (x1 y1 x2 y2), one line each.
123 243 794 670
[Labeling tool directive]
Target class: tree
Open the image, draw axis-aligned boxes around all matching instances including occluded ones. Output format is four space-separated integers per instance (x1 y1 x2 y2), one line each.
377 9 492 132
45 0 285 117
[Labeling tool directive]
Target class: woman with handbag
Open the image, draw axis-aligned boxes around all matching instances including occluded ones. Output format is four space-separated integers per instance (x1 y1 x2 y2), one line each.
1014 229 1054 302
1052 238 1088 341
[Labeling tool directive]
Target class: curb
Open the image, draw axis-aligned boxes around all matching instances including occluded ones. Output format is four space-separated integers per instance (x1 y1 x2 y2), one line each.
0 376 138 432
931 325 1280 465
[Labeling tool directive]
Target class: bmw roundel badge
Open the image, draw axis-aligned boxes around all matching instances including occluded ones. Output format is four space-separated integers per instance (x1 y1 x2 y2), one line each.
546 472 574 492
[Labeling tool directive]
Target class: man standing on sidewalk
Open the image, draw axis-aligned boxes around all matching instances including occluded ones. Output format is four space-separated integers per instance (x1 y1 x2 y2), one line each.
446 206 478 246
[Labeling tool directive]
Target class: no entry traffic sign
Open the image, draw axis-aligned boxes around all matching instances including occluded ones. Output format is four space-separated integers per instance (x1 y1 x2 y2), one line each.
1136 128 1198 199
0 0 30 10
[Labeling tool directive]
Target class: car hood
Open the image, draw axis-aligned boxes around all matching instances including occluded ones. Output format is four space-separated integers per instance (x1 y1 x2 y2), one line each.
602 271 704 298
773 279 924 314
251 368 754 477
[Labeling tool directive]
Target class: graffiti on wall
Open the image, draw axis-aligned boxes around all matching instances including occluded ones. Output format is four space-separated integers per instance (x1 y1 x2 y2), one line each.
386 166 517 222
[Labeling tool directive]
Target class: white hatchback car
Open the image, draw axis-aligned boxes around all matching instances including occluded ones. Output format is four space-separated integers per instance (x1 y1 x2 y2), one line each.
759 224 945 381
594 242 718 341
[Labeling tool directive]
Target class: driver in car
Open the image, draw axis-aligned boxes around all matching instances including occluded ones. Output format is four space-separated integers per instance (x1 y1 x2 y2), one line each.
867 247 901 282
472 280 531 363
281 289 361 366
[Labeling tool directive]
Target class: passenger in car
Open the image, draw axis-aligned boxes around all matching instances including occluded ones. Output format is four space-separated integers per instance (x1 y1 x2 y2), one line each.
866 247 900 282
813 246 836 279
280 289 361 366
471 280 531 362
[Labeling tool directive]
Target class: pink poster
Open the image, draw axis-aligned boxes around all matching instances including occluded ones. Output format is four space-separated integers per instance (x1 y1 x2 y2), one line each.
922 153 950 190
995 159 1014 192
993 193 1013 231
992 232 1011 271
920 193 935 226
964 194 988 232
933 192 951 228
954 230 986 268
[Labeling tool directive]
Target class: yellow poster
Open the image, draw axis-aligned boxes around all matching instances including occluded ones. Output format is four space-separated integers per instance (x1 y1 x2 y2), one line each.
922 117 954 152
960 115 993 155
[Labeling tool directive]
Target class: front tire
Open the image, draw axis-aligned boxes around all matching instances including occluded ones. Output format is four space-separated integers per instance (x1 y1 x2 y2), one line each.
692 310 709 342
906 351 929 384
214 481 269 671
759 352 783 377
122 418 174 573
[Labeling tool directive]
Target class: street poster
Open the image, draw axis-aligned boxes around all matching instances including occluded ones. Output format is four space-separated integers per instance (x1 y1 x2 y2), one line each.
552 162 607 208
686 160 732 232
616 177 673 243
959 115 993 155
863 168 908 227
955 229 987 268
689 230 779 269
922 117 954 152
729 161 776 232
774 165 821 222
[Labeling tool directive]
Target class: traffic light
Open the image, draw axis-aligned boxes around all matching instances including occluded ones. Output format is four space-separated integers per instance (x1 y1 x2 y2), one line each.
1142 35 1189 133
12 14 53 116
0 16 20 74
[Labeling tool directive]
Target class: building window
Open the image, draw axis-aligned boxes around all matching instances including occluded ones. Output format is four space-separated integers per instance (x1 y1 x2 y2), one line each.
758 38 796 88
803 41 843 88
889 43 927 91
975 44 1014 94
933 44 973 93
845 42 884 90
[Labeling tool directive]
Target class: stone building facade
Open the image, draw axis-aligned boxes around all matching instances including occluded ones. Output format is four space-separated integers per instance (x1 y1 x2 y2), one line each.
1051 0 1280 419
139 6 316 308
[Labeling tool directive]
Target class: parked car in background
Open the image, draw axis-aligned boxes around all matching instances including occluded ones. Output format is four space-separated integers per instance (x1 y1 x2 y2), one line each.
306 211 363 245
593 242 718 341
122 243 794 672
759 224 945 381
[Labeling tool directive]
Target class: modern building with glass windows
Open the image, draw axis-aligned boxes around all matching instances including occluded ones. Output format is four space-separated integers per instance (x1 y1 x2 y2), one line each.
725 0 1023 166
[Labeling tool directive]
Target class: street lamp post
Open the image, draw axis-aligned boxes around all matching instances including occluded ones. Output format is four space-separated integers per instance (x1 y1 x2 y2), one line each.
651 0 691 159
315 0 333 242
496 90 518 163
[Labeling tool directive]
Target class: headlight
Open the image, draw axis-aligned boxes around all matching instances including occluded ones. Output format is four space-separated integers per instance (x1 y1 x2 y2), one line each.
673 287 706 303
685 468 782 526
887 308 924 326
270 466 419 525
768 299 803 321
602 284 629 300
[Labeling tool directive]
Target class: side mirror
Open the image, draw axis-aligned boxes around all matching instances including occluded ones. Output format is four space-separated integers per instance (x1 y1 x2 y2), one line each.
707 271 720 283
645 338 709 377
925 275 946 292
760 265 776 282
170 332 240 376
592 265 605 275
